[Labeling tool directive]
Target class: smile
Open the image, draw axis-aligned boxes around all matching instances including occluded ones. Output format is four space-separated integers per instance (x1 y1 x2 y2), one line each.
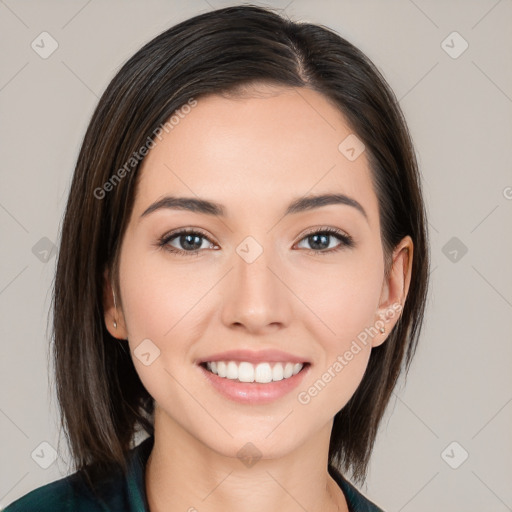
203 360 305 383
198 361 311 405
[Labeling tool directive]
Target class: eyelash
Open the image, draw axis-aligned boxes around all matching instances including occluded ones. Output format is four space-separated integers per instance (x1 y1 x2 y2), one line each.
157 226 354 257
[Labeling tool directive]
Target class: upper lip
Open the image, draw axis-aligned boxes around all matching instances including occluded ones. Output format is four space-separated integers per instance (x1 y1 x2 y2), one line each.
197 349 310 365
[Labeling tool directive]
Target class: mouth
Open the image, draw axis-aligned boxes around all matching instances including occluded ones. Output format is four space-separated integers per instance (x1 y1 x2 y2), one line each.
196 359 311 405
199 360 311 384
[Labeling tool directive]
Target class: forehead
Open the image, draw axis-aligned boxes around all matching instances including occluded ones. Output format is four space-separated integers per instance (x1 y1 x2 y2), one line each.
134 84 378 225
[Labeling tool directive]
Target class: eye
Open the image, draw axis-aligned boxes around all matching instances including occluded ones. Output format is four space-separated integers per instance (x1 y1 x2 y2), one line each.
295 227 354 255
158 228 217 256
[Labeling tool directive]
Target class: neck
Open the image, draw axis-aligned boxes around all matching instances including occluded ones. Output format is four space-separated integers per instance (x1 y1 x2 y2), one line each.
144 406 348 512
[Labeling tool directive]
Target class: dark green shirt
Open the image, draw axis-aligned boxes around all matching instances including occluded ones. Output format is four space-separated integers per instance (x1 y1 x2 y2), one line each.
4 435 384 511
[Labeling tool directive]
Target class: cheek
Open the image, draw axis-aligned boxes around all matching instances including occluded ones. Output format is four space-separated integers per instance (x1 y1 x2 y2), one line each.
118 244 216 379
118 252 208 415
119 238 209 341
296 249 384 348
290 253 384 412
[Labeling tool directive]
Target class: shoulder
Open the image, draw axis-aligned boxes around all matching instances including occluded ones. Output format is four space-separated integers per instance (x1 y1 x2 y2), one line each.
2 467 127 512
2 472 123 512
3 473 86 512
3 436 154 512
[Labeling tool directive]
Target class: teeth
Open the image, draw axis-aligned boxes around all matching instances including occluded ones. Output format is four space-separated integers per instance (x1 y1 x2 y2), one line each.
205 361 304 383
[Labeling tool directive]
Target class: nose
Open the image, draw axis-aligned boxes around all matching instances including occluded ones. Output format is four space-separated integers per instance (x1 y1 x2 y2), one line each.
220 241 292 334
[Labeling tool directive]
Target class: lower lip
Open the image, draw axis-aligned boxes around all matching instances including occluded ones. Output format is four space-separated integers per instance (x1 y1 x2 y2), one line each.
198 363 310 405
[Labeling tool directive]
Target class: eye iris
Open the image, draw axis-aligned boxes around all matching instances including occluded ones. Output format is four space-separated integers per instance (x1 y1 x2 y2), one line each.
309 233 330 250
180 233 202 251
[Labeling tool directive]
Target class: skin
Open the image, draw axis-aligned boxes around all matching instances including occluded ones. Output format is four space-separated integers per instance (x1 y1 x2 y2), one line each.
103 83 413 512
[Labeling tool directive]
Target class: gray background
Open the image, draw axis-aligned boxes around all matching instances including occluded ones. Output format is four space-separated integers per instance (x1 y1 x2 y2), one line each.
1 1 511 511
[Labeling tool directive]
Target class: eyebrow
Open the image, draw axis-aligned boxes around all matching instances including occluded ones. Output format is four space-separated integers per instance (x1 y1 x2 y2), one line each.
140 193 368 221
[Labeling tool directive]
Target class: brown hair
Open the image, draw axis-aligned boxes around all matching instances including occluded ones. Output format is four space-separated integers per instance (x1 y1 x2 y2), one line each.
51 3 429 491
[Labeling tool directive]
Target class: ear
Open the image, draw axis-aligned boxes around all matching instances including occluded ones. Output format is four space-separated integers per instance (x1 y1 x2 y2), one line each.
372 235 413 348
102 268 128 340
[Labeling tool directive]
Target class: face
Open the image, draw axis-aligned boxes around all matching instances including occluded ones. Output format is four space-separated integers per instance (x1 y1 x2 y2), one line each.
104 83 412 460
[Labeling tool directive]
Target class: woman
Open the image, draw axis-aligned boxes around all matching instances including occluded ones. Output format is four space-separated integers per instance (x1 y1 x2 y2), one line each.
5 4 429 511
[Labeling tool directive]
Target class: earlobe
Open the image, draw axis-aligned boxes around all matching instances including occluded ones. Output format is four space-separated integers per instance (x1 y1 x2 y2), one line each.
112 288 118 329
372 235 414 348
102 268 128 340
